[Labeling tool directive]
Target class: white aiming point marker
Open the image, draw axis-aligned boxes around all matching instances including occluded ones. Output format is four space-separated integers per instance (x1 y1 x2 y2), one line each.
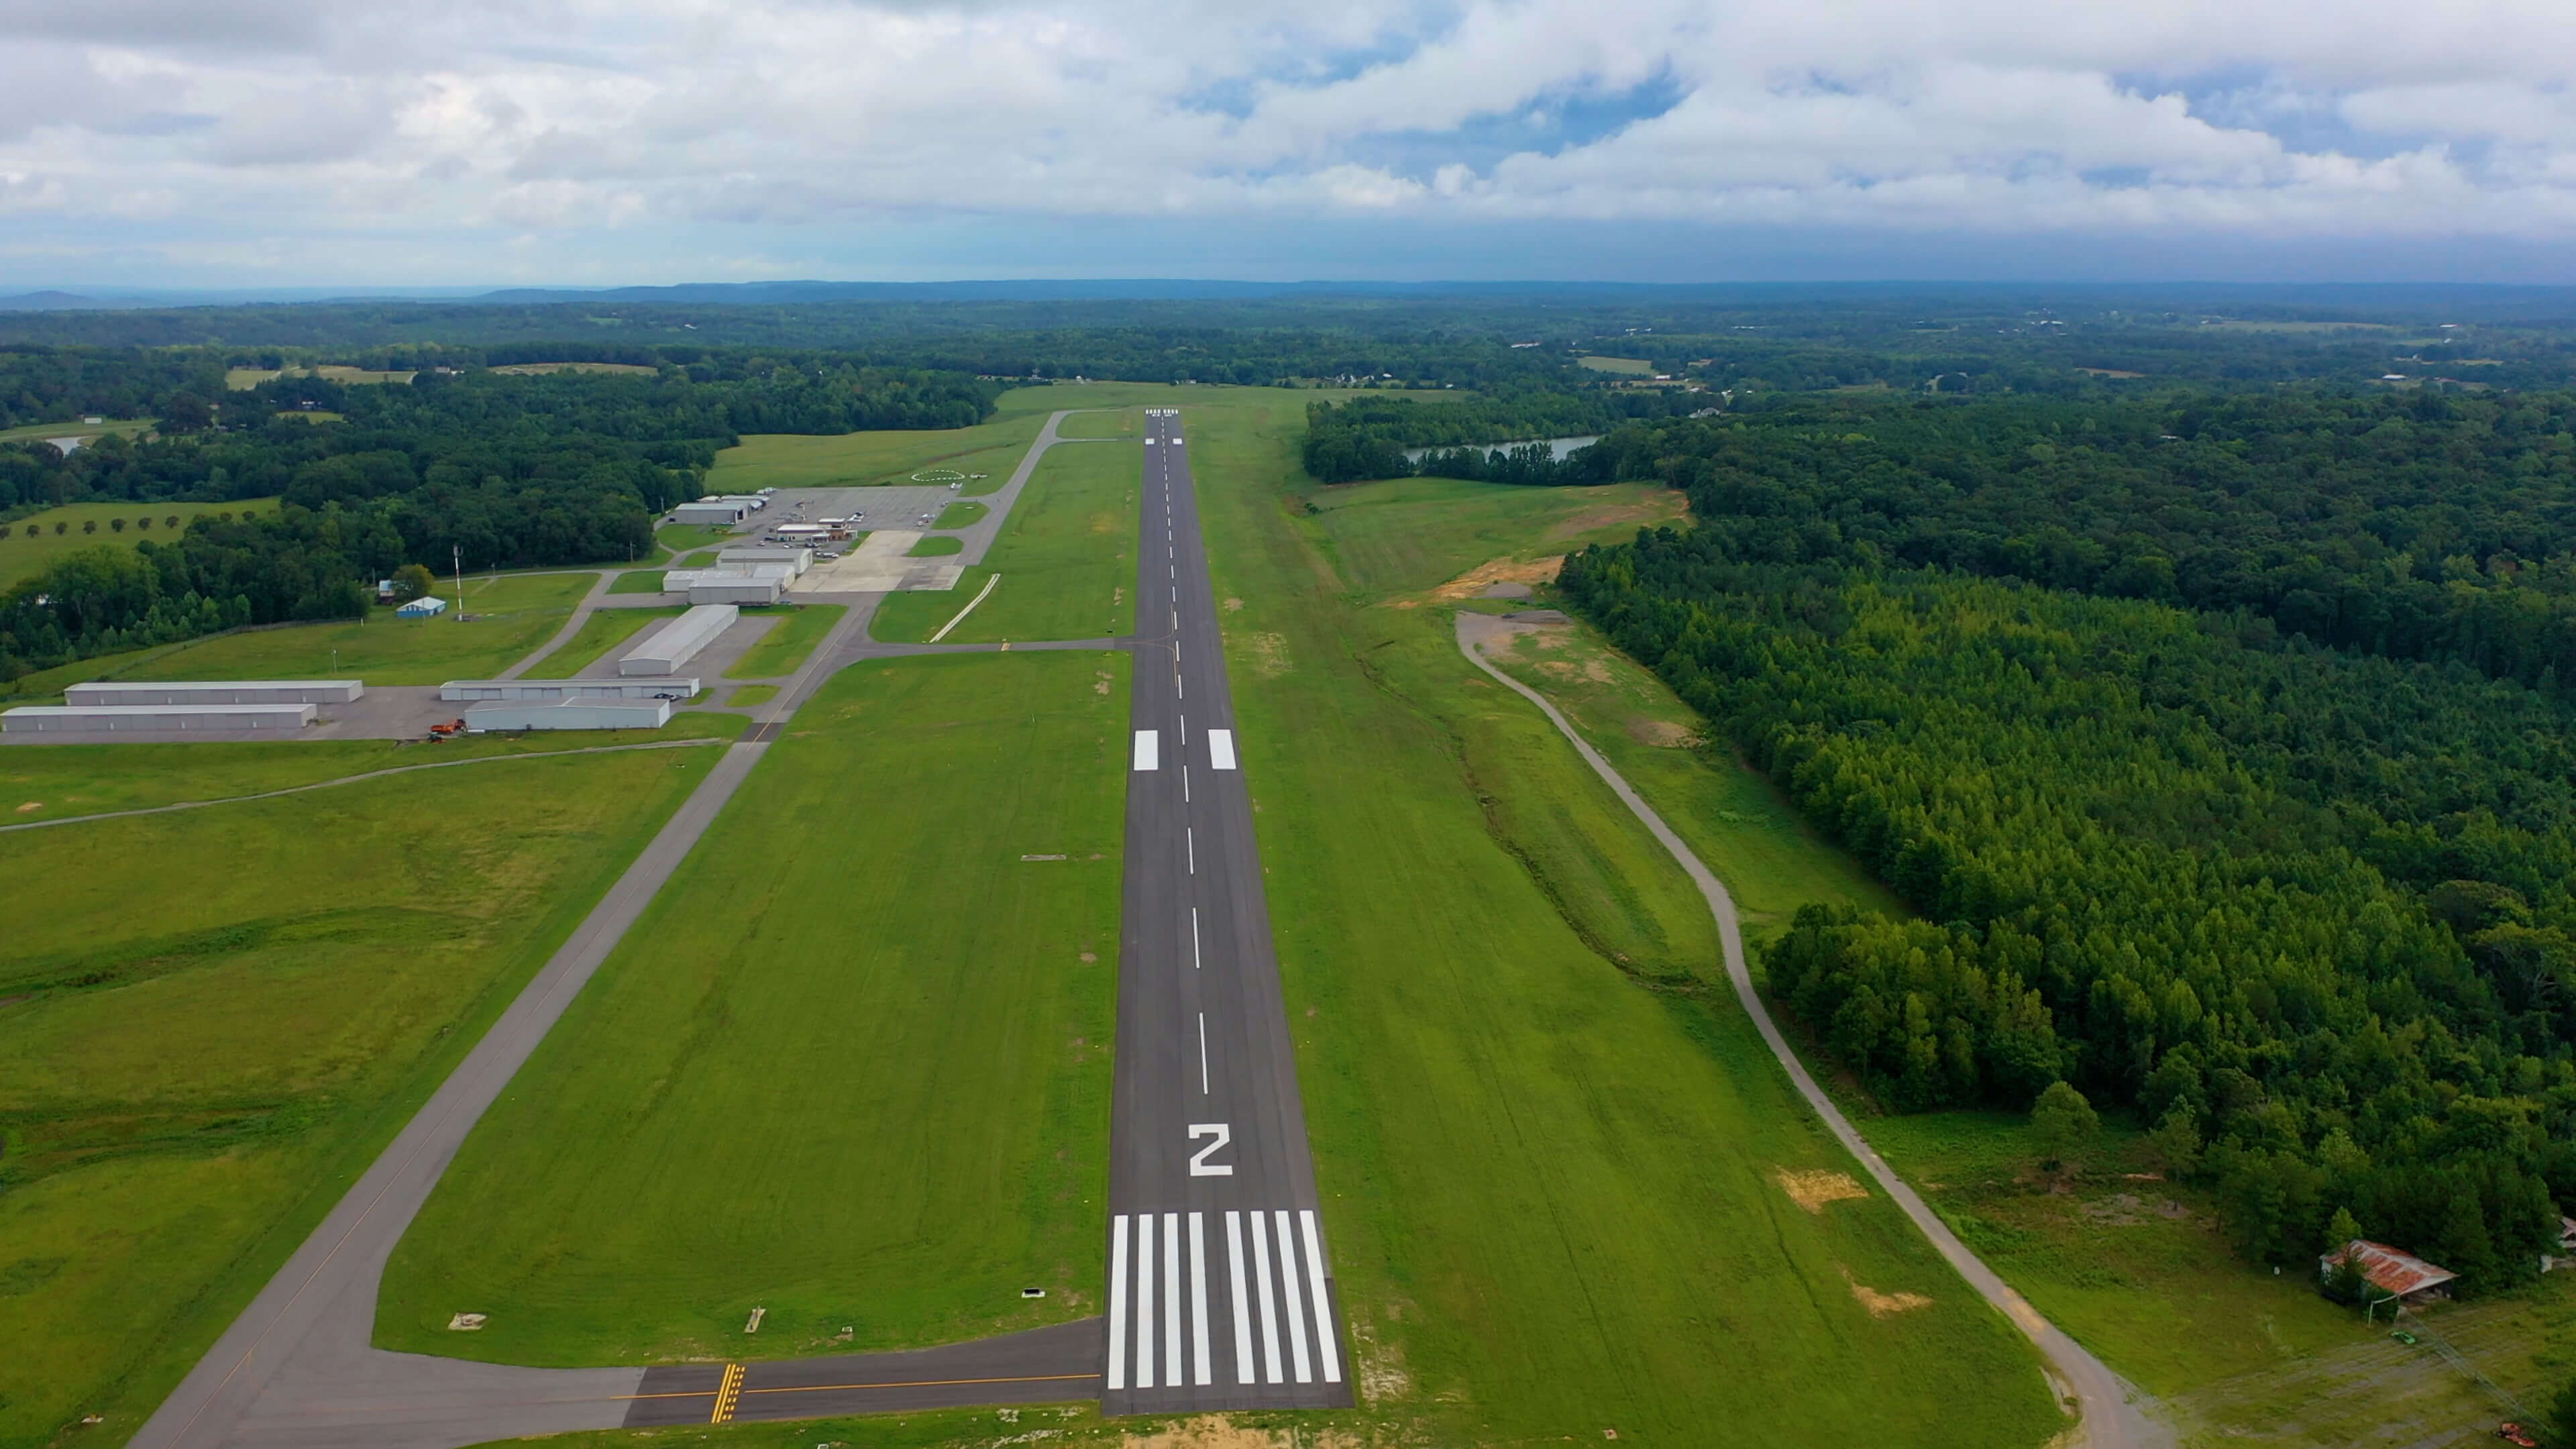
1133 731 1160 771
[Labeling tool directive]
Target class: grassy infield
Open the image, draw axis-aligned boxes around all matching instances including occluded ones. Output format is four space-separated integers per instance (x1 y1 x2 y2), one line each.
7 384 2522 1448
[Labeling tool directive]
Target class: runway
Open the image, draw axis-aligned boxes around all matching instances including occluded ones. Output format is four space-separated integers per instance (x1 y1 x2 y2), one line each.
1102 409 1352 1414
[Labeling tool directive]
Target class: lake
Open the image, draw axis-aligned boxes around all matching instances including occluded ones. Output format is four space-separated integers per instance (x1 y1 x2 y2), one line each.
1403 435 1600 464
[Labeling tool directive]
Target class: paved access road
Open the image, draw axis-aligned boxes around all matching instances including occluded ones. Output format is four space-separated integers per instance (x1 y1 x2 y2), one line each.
1102 410 1351 1415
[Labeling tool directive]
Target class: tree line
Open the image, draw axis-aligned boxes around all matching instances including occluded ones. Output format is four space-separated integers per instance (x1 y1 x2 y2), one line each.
1560 527 2576 1293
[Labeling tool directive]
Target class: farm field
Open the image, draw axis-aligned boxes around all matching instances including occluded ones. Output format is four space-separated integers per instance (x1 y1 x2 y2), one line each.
723 603 845 678
0 497 280 590
223 366 415 388
0 743 715 1446
1083 386 2065 1444
378 649 1129 1367
1303 474 1684 598
0 417 154 444
529 604 682 676
705 413 1046 493
10 572 592 693
1576 354 1656 373
488 362 659 376
867 440 1135 645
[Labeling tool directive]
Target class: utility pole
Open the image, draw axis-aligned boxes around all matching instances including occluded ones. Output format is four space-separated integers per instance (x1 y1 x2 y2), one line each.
452 545 466 623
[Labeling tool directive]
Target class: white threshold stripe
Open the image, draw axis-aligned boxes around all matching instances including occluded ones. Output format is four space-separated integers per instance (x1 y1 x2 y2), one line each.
1274 1211 1314 1384
1226 1212 1255 1385
1301 1210 1342 1383
1163 1212 1183 1385
1208 729 1237 771
1134 1212 1155 1388
1132 730 1159 771
1108 1214 1130 1390
1189 1212 1214 1385
1250 1210 1283 1383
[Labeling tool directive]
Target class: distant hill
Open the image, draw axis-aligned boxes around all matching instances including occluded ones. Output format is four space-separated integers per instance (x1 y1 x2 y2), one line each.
0 291 113 311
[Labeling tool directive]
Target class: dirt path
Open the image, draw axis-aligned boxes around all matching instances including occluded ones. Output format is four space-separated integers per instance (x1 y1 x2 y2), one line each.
1456 611 2170 1449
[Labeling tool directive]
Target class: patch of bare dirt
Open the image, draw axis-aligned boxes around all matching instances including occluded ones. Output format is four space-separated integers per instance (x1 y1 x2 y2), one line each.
1839 1266 1933 1318
1435 555 1564 600
1246 632 1290 678
1349 1318 1411 1404
1775 1167 1870 1212
1536 659 1577 678
15 801 38 812
1626 718 1696 747
1223 597 1244 611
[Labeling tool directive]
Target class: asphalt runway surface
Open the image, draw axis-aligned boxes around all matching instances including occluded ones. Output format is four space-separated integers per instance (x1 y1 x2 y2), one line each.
1101 409 1352 1414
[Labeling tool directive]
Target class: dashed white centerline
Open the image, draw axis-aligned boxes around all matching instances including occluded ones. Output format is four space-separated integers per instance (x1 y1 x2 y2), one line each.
1197 1012 1209 1093
1187 826 1195 875
1191 907 1201 969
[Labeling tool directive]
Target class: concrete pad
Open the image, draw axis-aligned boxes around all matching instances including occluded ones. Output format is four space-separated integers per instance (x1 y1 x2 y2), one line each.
1478 581 1536 600
794 531 963 593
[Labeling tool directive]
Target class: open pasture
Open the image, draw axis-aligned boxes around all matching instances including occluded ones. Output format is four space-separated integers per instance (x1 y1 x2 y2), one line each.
0 497 281 592
379 649 1128 1366
224 366 415 389
706 413 1046 494
14 572 593 692
0 744 711 1444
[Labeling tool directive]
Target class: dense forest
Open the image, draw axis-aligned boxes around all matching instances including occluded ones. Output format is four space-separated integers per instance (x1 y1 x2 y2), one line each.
1556 410 2576 1292
0 364 995 677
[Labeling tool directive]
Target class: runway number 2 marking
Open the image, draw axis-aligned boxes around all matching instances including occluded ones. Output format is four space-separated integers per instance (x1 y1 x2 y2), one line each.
1188 1123 1234 1176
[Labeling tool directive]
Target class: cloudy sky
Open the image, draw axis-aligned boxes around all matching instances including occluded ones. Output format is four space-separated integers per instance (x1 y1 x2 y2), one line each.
6 0 2575 286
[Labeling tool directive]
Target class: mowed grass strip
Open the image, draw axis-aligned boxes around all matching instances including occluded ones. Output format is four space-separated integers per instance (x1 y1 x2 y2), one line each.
1477 621 1907 945
379 649 1128 1366
0 747 713 1445
869 442 1135 645
1177 389 2063 1444
0 729 733 827
706 415 1044 493
530 604 682 676
723 604 845 679
1051 409 1136 439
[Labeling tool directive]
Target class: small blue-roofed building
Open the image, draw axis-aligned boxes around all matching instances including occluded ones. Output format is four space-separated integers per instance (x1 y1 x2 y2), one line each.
396 595 447 618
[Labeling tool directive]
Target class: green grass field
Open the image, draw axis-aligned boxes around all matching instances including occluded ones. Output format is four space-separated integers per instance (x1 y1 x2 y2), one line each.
8 573 592 694
378 650 1128 1366
723 604 845 678
1478 621 1906 945
608 569 670 594
931 500 987 529
1051 409 1135 439
1576 354 1656 374
868 441 1135 645
655 523 735 559
722 684 777 708
0 745 714 1446
1165 389 2061 1445
529 604 683 677
705 413 1046 493
905 534 963 557
0 417 154 444
0 498 280 591
1303 475 1683 599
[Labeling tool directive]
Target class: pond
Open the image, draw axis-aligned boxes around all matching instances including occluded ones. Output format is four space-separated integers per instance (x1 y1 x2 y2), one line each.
1402 435 1600 464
